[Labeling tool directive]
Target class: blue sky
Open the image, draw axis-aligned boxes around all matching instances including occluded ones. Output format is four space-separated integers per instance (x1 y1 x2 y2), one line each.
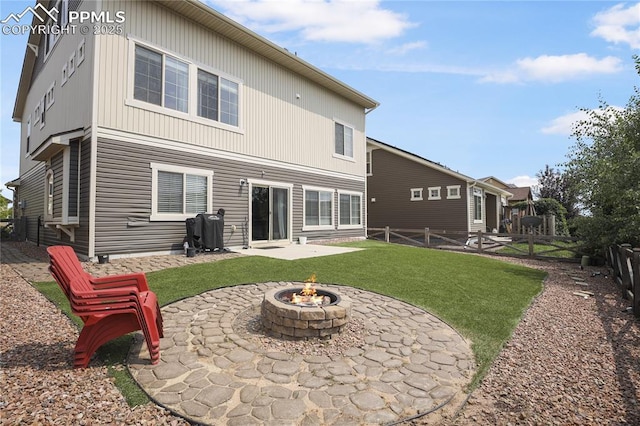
1 1 639 200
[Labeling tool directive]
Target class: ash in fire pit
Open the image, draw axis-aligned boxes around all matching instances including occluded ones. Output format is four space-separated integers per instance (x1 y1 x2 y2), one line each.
261 277 351 340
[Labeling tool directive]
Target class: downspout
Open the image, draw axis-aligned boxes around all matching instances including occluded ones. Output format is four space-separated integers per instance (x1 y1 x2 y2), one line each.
364 103 379 239
88 0 102 259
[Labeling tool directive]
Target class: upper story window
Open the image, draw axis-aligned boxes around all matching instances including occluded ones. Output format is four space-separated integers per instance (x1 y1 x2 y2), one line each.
428 186 441 200
134 45 163 105
44 0 69 58
164 56 189 112
366 150 372 175
447 185 461 199
304 187 334 229
335 122 353 158
197 69 239 126
26 116 31 153
131 40 241 130
410 188 423 201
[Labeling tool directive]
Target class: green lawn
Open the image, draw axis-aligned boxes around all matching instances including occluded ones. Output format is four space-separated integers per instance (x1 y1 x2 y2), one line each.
34 240 545 405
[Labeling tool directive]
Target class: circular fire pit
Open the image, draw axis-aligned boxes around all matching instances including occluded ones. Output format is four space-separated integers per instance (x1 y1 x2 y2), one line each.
261 285 351 340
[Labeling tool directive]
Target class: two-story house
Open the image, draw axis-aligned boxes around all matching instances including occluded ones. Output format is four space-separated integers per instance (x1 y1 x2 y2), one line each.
366 138 512 234
9 0 378 259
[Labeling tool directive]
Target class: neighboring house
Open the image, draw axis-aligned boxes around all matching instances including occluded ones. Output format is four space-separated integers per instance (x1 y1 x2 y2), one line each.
480 176 535 220
366 138 512 234
8 0 378 259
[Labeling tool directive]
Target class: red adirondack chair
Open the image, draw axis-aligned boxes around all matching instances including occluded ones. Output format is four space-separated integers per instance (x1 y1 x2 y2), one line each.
47 245 163 368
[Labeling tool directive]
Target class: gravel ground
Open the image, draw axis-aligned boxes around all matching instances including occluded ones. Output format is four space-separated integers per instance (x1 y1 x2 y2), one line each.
1 242 639 425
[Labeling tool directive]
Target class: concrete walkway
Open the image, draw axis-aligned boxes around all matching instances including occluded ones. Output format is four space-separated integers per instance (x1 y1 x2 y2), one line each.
1 241 476 425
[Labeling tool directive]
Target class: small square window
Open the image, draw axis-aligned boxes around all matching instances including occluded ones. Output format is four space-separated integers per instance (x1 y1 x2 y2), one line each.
68 52 76 77
428 187 441 200
410 188 423 201
61 63 68 85
77 38 85 65
447 185 461 199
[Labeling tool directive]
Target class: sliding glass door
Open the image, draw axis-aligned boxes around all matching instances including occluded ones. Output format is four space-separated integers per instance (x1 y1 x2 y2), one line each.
251 184 289 243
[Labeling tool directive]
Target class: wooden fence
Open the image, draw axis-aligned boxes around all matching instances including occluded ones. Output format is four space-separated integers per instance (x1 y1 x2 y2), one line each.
606 244 640 318
367 227 586 261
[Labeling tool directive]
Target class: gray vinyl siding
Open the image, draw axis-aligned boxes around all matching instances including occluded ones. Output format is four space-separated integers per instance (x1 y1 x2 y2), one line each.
14 164 58 245
21 0 94 184
94 137 365 256
68 140 80 216
367 148 469 232
51 152 64 219
71 138 91 255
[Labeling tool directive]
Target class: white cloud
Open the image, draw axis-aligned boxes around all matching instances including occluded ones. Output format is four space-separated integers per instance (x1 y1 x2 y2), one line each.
541 106 626 136
386 41 427 55
206 0 416 43
541 110 589 135
481 53 622 84
507 175 538 188
591 3 640 49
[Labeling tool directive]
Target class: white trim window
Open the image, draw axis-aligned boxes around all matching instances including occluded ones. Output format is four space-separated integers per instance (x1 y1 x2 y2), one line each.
45 82 55 110
26 115 31 154
338 191 362 228
303 186 334 229
39 96 46 129
334 121 354 158
61 63 68 85
197 69 239 126
150 163 213 221
44 0 69 59
366 150 372 175
410 188 423 201
428 186 441 200
45 170 54 218
77 38 85 66
68 52 76 77
447 185 461 199
131 40 241 129
473 188 483 222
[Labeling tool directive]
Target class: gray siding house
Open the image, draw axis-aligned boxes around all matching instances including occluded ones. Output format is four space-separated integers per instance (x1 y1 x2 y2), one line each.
366 138 512 233
9 0 378 259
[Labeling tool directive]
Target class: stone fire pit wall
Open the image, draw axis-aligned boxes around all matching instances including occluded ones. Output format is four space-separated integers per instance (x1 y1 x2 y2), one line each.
261 286 351 339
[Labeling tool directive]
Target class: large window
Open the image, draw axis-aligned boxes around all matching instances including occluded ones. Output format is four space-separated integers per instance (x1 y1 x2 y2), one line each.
134 45 189 111
338 192 362 228
134 45 162 105
132 41 241 129
197 69 239 126
164 56 189 112
335 122 354 158
151 164 213 220
304 187 334 228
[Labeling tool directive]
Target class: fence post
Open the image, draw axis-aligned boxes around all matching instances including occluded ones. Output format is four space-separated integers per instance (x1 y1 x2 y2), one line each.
633 248 640 318
620 244 632 299
528 232 534 257
548 214 556 237
477 230 483 253
384 226 390 243
424 228 430 248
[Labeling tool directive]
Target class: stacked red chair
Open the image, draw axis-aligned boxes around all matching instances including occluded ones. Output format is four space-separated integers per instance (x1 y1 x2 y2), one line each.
47 245 163 368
